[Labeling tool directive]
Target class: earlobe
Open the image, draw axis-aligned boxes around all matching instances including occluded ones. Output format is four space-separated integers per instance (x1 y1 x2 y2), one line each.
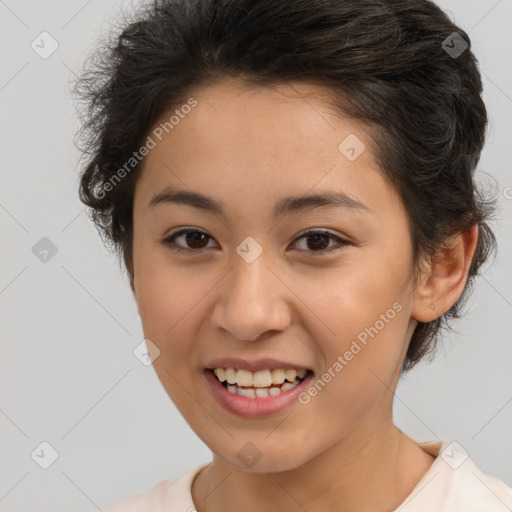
411 224 479 323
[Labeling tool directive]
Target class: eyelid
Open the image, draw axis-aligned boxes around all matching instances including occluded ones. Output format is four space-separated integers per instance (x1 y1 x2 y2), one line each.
163 227 217 251
163 227 350 255
291 228 350 257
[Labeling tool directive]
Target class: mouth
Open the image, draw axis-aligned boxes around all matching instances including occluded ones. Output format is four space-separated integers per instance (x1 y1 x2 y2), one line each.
207 367 313 398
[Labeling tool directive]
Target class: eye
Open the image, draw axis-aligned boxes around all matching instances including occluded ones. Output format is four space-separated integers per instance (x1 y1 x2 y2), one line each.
162 228 350 256
290 229 349 257
163 228 217 252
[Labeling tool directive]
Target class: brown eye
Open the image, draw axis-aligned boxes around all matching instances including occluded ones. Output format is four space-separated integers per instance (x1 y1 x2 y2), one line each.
163 228 349 256
291 230 349 257
163 229 217 252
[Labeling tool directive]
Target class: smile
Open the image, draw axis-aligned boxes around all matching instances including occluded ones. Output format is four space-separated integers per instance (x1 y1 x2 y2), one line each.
211 367 310 398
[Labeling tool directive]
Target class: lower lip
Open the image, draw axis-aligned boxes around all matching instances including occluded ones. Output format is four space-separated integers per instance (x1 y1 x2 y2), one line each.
204 369 314 418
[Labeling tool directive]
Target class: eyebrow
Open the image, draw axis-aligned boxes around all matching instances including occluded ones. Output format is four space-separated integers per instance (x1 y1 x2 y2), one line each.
149 187 372 218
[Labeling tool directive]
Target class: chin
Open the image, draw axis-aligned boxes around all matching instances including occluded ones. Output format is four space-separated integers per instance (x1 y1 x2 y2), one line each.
210 438 315 474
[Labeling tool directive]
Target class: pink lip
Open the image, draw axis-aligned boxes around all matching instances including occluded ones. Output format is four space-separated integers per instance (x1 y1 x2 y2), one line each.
204 368 314 418
206 357 312 373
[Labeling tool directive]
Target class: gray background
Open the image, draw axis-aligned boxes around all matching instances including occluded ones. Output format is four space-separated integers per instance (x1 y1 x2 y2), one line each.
0 0 511 510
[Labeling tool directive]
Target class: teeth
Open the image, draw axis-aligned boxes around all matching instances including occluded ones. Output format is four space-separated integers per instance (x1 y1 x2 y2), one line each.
225 368 237 385
253 370 273 387
255 387 269 398
281 381 295 392
216 367 307 398
271 369 286 385
285 369 297 382
236 369 253 387
237 387 256 398
214 368 226 382
224 379 302 397
213 367 308 388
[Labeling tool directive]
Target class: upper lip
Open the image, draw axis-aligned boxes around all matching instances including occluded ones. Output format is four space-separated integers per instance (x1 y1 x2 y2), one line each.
206 357 312 373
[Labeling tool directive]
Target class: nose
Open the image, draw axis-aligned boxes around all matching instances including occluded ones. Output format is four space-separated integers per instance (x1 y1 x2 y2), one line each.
210 249 292 342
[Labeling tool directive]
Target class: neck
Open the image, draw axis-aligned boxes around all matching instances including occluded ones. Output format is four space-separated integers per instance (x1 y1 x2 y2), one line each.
192 414 435 512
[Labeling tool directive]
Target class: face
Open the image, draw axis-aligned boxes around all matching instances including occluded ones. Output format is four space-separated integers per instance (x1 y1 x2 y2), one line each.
131 78 419 473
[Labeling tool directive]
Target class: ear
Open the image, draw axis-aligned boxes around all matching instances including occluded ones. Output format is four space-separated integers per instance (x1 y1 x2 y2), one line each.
411 224 479 322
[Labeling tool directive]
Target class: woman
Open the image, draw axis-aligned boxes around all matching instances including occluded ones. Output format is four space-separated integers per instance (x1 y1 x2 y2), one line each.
74 0 512 510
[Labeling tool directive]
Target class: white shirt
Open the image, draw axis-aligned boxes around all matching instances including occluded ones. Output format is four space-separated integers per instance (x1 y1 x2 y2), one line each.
105 439 512 511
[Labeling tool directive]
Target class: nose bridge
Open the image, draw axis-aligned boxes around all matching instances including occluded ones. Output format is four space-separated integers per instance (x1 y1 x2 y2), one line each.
211 239 291 341
232 244 272 301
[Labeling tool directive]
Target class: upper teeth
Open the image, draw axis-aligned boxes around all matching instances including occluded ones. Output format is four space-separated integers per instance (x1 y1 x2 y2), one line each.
213 367 307 387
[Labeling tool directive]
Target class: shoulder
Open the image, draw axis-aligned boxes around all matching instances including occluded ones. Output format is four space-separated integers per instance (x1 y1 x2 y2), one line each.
397 439 512 512
445 457 512 511
104 463 210 512
104 479 178 512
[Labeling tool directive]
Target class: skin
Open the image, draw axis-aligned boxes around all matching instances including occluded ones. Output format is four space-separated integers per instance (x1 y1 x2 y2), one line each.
130 78 478 512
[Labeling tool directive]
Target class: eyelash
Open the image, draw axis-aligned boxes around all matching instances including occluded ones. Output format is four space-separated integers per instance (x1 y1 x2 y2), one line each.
162 228 350 257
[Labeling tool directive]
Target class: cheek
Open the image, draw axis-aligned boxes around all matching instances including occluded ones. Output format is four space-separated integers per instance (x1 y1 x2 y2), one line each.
292 256 410 349
294 288 408 444
289 257 412 420
133 248 197 351
133 256 209 411
135 241 192 318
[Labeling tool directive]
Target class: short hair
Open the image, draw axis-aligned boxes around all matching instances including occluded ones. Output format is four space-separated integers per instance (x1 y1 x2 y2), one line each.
74 0 497 372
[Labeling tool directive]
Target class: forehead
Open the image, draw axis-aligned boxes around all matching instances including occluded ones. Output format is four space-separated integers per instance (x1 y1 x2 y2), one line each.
146 78 363 166
135 78 403 221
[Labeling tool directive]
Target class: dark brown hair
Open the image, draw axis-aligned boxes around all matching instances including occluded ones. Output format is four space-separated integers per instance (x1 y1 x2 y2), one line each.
74 0 497 372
